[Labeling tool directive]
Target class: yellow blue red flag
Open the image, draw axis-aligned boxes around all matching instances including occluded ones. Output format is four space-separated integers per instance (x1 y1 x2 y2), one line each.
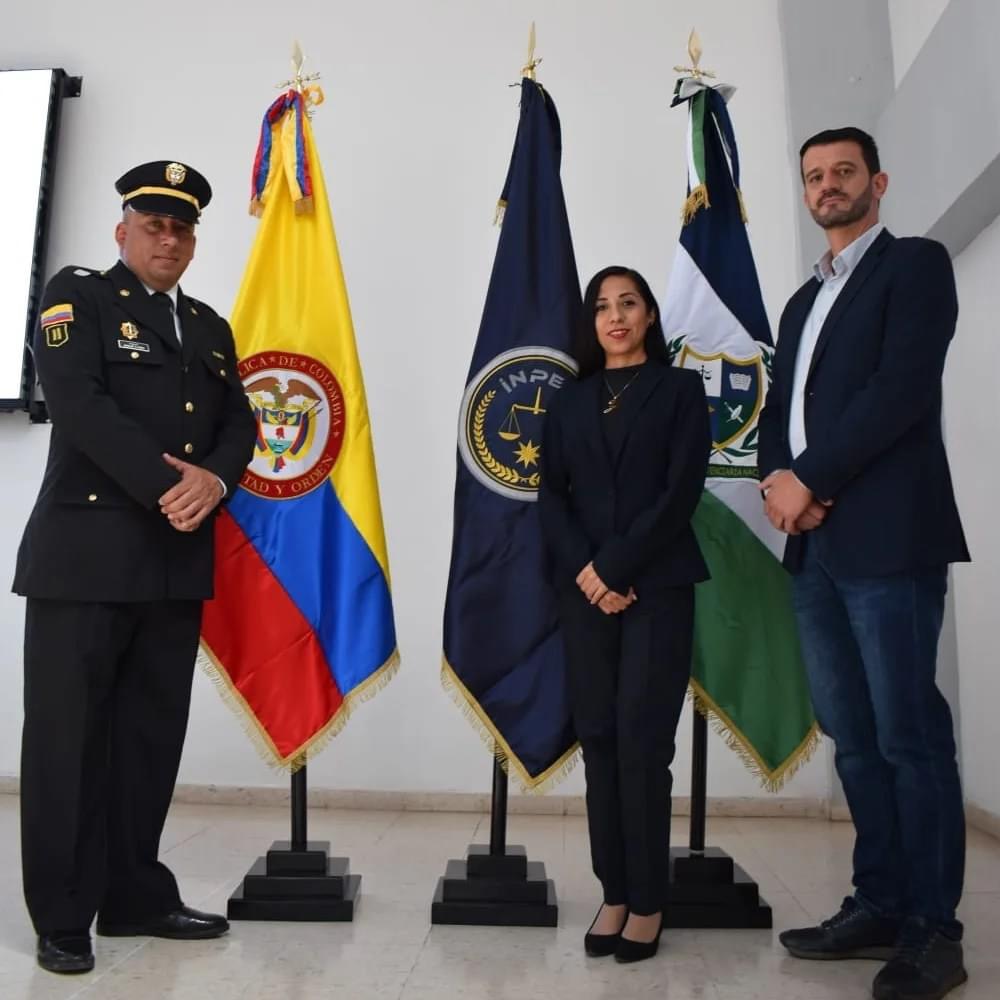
200 88 398 767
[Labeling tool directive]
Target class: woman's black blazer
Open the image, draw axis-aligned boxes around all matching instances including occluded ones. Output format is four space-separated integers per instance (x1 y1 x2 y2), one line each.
538 361 711 599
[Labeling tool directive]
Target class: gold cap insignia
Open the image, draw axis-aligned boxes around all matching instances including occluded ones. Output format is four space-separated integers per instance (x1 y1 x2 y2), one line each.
165 162 187 186
120 321 139 341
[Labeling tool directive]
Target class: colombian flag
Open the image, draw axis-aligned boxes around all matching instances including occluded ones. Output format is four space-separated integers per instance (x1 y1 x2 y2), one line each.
201 88 398 768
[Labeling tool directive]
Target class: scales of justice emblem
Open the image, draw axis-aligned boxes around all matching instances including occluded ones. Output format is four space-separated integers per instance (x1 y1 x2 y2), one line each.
238 351 346 500
458 346 578 502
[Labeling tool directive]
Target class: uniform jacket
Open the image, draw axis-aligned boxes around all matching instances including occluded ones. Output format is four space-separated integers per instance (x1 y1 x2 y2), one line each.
14 260 256 601
538 361 710 600
758 230 969 576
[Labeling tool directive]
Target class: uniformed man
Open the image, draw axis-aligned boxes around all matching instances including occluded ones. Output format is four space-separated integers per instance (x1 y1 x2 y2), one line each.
13 161 256 974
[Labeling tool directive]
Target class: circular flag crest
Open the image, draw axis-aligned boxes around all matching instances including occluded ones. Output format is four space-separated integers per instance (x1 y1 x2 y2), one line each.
458 346 577 502
238 351 345 500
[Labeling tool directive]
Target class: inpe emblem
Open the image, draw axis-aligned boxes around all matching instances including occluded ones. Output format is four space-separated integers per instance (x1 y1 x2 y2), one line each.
458 346 577 502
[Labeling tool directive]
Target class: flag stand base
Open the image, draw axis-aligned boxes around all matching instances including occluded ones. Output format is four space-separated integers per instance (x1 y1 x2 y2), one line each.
667 713 771 928
664 847 772 928
227 765 361 922
431 762 557 927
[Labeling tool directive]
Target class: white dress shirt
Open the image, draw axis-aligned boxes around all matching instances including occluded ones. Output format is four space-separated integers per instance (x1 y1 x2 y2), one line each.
787 222 885 458
140 281 182 344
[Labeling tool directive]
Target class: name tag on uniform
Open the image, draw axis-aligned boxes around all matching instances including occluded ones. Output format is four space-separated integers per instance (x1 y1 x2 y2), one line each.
118 340 150 352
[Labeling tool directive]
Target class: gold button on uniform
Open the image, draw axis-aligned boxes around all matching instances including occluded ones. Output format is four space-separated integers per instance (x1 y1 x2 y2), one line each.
185 401 194 413
184 443 194 454
219 369 226 377
87 494 97 502
130 351 140 360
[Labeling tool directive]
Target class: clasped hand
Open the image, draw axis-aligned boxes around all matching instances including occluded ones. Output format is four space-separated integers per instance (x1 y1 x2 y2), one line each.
576 562 637 615
158 453 224 533
759 469 832 535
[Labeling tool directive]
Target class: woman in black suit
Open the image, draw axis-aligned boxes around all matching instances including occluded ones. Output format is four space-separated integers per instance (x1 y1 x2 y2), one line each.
539 266 710 963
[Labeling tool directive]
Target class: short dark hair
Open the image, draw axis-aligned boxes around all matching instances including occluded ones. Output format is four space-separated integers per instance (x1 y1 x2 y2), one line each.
574 266 669 378
799 126 881 179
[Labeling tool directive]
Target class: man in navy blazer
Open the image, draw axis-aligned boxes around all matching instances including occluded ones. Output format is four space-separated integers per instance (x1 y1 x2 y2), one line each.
758 127 969 1000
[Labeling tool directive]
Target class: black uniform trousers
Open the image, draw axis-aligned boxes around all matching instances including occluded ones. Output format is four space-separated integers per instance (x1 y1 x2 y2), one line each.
558 584 693 916
20 597 202 934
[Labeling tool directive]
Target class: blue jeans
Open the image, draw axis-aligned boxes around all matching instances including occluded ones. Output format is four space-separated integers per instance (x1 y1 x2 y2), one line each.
792 540 965 938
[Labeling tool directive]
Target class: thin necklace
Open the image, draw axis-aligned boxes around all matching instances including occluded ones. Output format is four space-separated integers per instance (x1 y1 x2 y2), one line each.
602 369 642 414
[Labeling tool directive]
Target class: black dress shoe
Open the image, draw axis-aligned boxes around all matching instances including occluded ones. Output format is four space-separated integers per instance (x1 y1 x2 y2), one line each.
779 896 899 961
584 904 627 957
97 905 229 940
37 932 94 974
872 920 968 1000
614 913 663 964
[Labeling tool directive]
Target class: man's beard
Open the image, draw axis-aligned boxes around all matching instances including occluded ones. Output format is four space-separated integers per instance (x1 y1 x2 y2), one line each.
810 183 873 229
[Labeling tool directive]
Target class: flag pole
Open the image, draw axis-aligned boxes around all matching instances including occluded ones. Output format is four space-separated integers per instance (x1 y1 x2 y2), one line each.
219 44 383 922
291 760 308 851
432 23 560 928
664 31 771 928
489 759 508 855
689 710 708 854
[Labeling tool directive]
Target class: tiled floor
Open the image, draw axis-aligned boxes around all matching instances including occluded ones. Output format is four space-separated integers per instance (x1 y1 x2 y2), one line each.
0 796 995 998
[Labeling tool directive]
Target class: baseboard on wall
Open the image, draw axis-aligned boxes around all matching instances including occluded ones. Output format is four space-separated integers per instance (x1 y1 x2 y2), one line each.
6 774 994 836
164 785 840 819
0 775 830 818
967 802 1000 841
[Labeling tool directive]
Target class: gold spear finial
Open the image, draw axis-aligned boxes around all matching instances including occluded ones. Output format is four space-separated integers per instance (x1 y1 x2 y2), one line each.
673 28 716 81
278 39 321 94
522 22 542 80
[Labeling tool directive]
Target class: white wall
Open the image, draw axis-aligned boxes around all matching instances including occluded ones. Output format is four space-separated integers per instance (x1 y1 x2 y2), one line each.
947 215 1000 818
0 0 829 801
888 0 951 86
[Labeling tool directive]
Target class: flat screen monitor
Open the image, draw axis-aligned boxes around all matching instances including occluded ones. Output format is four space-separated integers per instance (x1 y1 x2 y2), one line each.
0 68 79 412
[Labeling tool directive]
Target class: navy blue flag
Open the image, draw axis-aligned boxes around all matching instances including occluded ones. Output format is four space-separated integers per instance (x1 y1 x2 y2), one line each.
442 77 582 790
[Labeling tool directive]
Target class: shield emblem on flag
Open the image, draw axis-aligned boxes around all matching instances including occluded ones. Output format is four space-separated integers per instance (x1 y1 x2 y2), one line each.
678 346 764 450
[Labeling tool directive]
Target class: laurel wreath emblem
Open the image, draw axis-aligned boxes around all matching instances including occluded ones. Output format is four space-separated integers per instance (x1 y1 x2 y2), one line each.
471 391 540 488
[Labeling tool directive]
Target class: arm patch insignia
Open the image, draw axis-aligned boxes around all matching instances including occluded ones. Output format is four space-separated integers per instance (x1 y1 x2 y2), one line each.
41 304 74 347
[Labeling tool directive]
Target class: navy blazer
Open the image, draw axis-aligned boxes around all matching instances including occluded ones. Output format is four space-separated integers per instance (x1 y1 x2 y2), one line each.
538 361 710 599
758 229 969 576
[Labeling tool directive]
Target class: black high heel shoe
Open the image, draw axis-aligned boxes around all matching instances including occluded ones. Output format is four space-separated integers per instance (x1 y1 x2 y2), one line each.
584 904 627 957
614 913 663 964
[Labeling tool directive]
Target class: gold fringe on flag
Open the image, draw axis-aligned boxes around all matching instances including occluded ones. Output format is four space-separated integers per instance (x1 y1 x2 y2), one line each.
493 198 508 227
197 641 401 773
688 677 821 792
440 656 580 795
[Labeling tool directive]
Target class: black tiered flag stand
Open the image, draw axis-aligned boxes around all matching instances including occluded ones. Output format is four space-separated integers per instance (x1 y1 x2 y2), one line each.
228 763 361 921
665 712 772 928
431 760 558 926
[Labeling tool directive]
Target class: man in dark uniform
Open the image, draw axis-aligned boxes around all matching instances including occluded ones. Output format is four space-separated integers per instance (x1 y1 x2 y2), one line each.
14 160 256 974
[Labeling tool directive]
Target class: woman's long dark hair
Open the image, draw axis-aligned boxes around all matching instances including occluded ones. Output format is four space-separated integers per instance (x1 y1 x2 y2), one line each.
573 266 670 378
